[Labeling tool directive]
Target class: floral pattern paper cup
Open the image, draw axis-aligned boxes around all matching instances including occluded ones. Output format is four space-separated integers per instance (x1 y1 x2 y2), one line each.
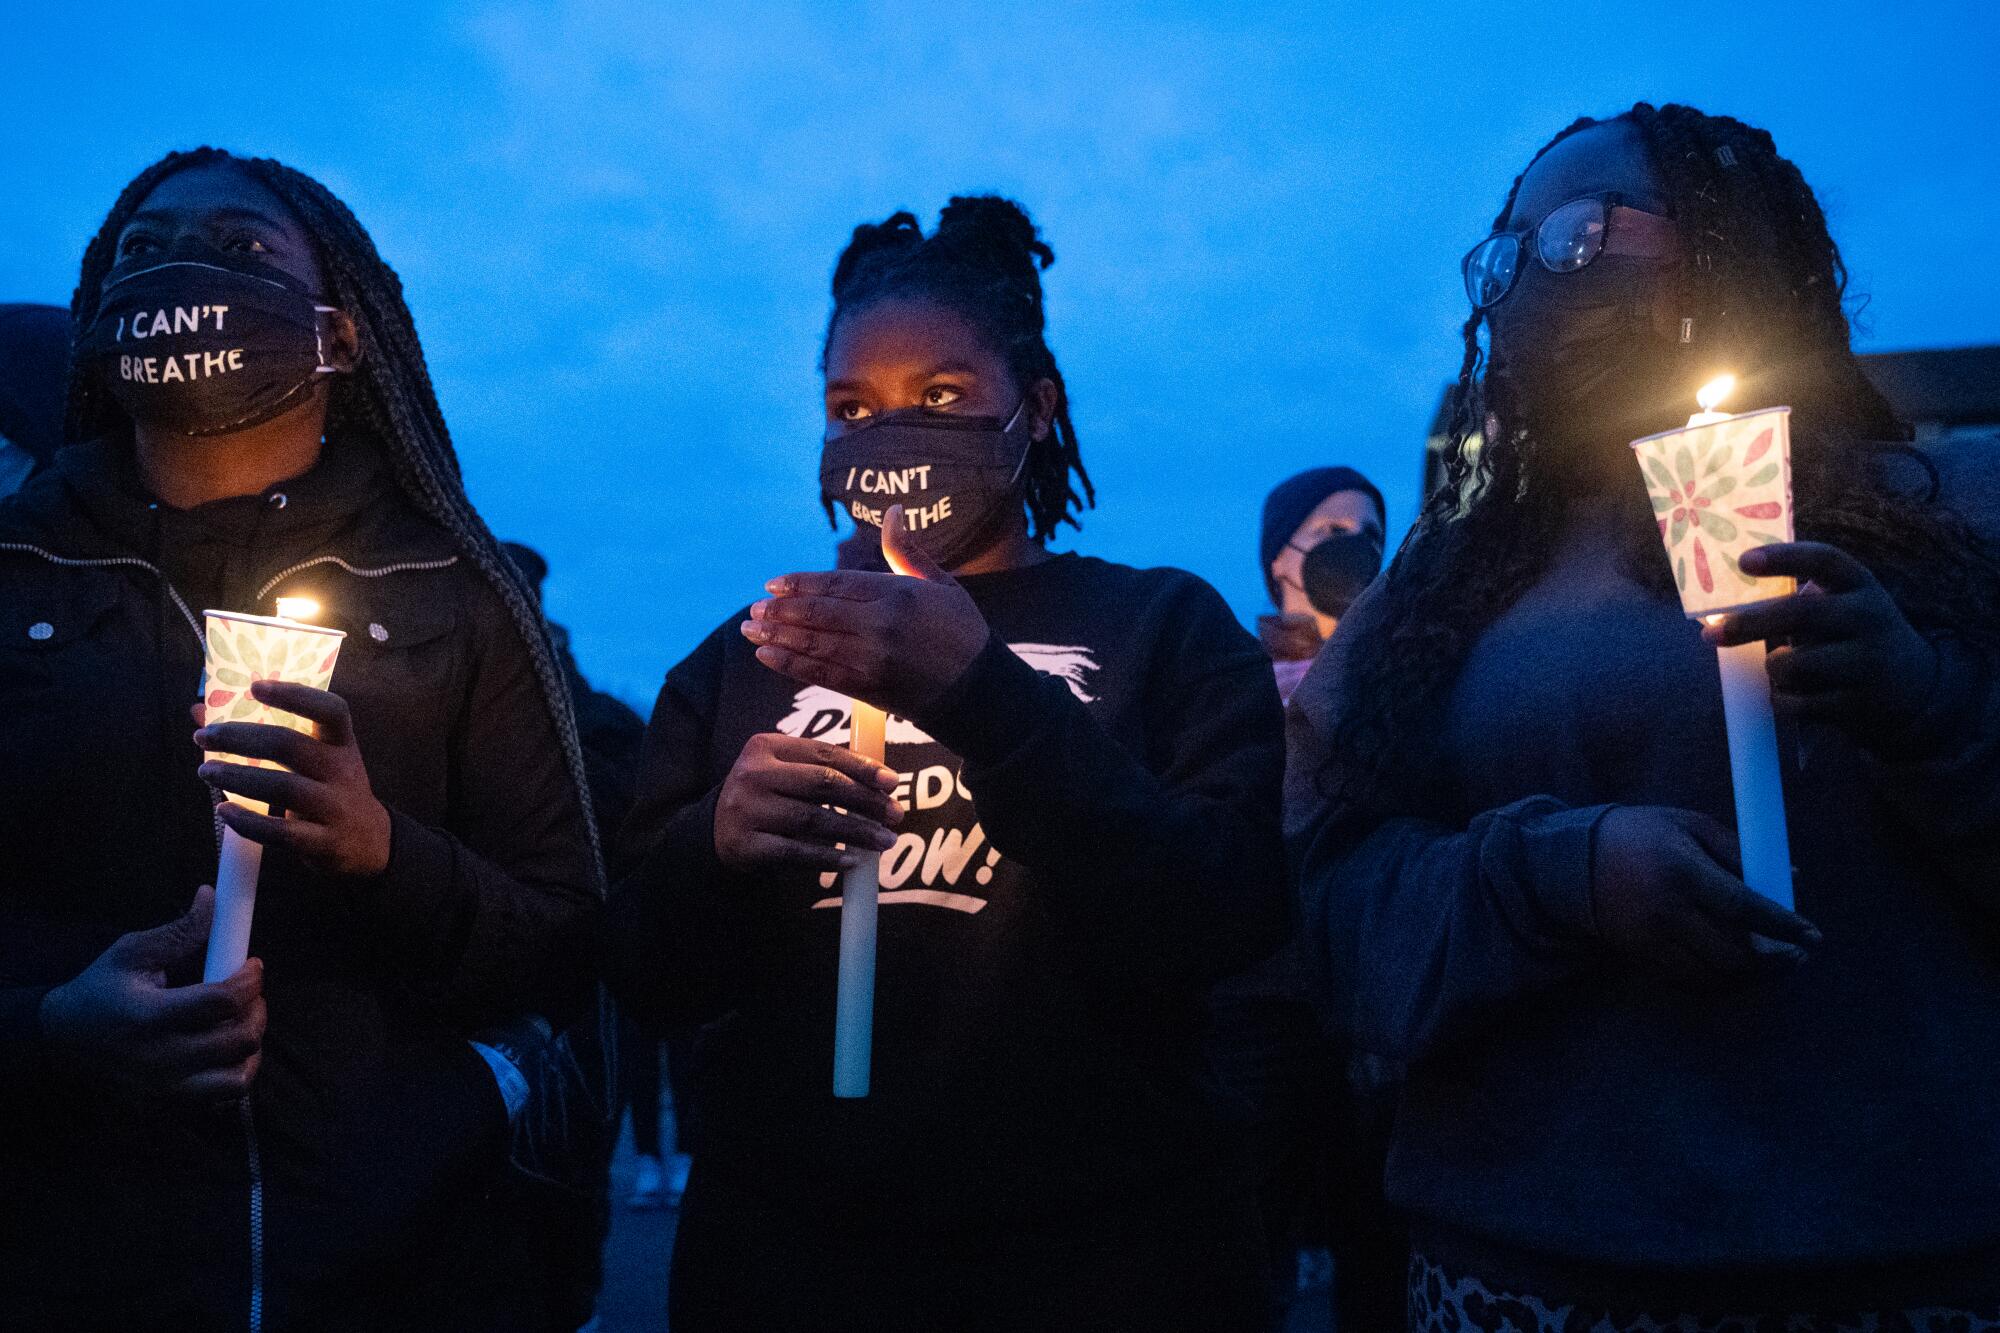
201 610 346 814
1631 405 1796 619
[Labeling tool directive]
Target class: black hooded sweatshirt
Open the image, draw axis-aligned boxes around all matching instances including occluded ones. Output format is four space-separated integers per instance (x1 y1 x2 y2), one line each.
607 554 1287 1243
0 436 596 1329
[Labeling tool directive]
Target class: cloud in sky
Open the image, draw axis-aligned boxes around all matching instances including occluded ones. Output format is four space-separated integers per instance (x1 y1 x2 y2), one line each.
3 1 1995 702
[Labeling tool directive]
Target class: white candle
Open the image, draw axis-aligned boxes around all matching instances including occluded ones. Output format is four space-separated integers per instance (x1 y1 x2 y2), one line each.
1687 377 1791 907
830 524 926 1098
204 826 266 982
1711 631 1794 909
833 699 886 1098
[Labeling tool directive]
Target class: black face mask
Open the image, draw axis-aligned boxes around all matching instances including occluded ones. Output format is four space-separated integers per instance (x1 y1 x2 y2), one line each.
79 239 341 437
1486 251 1685 465
1287 530 1382 620
819 401 1033 569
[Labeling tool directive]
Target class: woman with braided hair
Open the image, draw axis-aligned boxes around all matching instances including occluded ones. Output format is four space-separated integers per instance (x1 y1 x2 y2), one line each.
1288 104 2000 1323
0 149 600 1328
609 196 1285 1329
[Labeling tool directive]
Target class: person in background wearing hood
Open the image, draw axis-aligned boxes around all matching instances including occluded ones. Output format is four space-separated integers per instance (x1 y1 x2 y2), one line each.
0 303 71 496
1215 464 1403 1330
0 148 598 1329
1257 466 1385 703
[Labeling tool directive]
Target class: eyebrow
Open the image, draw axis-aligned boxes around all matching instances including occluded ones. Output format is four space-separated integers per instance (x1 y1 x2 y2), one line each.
124 205 291 231
824 362 987 396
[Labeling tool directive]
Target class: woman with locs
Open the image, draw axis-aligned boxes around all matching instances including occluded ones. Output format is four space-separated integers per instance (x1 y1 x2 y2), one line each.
608 196 1287 1330
0 148 599 1329
1287 103 2000 1323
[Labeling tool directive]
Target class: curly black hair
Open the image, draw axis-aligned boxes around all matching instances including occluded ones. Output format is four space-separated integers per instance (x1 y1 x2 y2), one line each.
821 194 1094 540
1322 103 2000 830
64 147 604 883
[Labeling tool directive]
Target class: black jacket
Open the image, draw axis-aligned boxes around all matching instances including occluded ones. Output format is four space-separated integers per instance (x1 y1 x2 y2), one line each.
0 436 596 1329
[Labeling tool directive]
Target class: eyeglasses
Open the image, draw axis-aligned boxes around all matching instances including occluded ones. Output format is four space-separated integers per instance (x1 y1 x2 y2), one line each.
1461 194 1676 310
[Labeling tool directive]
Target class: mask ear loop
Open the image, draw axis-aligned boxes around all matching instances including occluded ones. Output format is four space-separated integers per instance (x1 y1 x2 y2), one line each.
1002 397 1033 488
312 306 342 375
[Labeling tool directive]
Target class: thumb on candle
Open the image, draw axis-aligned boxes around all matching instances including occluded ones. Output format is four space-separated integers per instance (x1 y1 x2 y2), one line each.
880 504 949 582
107 885 216 973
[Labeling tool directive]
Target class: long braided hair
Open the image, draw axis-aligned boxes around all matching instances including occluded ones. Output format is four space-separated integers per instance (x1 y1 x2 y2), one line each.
1323 103 2000 830
65 147 604 885
820 195 1094 540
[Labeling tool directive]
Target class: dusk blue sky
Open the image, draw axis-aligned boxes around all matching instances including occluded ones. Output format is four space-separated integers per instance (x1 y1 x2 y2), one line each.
5 3 1996 704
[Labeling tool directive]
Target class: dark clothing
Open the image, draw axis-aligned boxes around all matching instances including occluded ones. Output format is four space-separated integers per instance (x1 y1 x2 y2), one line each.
669 1157 1270 1333
488 626 643 1331
0 436 596 1328
624 1019 665 1157
557 626 646 832
609 553 1286 1325
1208 655 1405 1332
0 303 70 469
1286 485 2000 1299
1930 431 2000 538
1204 996 1328 1326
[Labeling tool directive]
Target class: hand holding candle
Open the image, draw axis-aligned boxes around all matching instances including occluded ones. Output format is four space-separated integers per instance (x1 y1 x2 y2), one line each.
38 885 269 1106
1703 542 1939 743
192 604 350 981
1588 806 1819 983
711 737 903 875
745 505 991 720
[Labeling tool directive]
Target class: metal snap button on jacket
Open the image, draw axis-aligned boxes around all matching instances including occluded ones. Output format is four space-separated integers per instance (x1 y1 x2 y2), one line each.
369 622 389 642
28 621 53 641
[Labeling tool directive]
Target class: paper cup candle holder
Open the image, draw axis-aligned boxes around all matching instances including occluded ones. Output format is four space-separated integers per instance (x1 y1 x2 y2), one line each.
1631 377 1796 907
200 601 345 982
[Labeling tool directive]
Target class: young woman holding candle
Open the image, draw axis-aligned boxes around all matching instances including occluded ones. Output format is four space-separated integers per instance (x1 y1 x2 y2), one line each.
608 197 1286 1331
1287 103 2000 1324
0 149 599 1329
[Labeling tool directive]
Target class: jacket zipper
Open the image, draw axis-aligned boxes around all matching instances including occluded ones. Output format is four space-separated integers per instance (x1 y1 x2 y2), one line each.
255 553 458 600
241 1099 266 1333
1 542 451 1332
0 543 206 646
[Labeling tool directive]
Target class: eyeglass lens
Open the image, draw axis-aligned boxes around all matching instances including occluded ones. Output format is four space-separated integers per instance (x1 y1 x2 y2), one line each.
1464 234 1519 309
1535 197 1610 273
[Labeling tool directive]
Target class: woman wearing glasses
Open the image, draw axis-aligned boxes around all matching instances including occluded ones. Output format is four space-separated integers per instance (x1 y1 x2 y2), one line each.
1287 103 2000 1324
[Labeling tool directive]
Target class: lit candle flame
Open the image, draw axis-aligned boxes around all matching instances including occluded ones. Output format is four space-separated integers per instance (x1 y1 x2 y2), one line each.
274 596 320 623
1696 374 1737 415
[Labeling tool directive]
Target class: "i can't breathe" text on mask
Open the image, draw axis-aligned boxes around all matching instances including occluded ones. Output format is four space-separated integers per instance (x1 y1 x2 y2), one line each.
819 401 1034 568
79 239 343 437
